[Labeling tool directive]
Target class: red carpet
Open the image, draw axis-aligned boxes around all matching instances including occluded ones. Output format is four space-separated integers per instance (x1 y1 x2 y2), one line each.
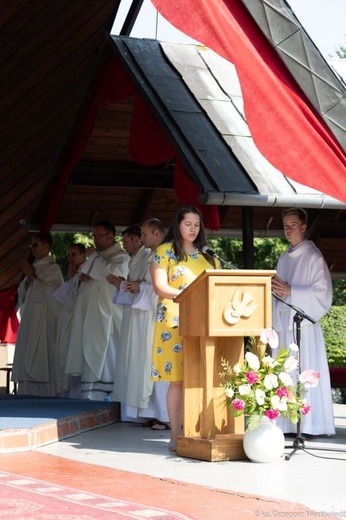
0 452 330 520
0 469 193 519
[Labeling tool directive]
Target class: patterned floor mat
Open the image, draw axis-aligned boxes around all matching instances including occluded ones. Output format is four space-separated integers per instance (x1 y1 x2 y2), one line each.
0 470 194 519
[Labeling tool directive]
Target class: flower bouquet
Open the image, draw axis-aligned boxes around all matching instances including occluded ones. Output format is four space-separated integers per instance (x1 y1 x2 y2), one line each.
220 328 320 430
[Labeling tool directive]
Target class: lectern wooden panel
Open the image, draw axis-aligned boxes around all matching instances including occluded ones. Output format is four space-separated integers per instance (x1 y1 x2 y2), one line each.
175 269 275 461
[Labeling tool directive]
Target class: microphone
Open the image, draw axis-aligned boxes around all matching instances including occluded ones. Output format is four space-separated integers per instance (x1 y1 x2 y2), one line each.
202 246 237 270
202 246 217 257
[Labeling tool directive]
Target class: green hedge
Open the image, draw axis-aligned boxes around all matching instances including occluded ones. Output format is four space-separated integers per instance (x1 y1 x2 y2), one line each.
321 306 346 367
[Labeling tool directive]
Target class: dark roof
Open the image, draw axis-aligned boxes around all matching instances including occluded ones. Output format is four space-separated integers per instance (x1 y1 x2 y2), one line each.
1 1 346 291
242 0 346 151
109 37 257 197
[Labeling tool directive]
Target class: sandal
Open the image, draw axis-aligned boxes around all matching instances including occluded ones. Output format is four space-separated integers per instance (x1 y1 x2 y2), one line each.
151 421 170 430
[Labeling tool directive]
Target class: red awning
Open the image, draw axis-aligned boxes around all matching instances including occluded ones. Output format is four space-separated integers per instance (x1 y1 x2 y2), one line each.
151 0 346 202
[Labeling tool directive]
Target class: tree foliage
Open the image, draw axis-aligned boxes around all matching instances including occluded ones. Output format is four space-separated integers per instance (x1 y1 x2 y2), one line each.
334 41 346 59
321 307 346 367
328 35 346 58
333 280 346 305
207 237 287 270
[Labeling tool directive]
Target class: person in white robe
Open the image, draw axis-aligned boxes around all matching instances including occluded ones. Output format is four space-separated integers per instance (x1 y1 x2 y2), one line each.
109 222 169 424
12 232 64 396
64 221 129 400
272 208 335 436
53 243 87 396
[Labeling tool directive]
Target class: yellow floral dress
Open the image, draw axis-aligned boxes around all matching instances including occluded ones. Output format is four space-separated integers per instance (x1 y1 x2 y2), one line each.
151 242 217 382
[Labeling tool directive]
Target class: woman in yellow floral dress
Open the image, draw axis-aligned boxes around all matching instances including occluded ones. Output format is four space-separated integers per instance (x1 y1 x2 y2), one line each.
151 205 219 451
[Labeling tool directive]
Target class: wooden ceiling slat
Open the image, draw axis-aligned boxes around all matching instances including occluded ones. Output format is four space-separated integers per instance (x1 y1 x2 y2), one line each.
86 137 130 147
0 0 53 47
104 102 135 114
91 128 131 138
1 182 47 229
0 55 96 148
82 152 132 162
7 129 61 178
1 3 79 89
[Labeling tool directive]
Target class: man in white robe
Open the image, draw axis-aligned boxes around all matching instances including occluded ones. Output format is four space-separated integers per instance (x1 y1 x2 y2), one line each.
12 232 64 396
64 221 129 400
109 222 169 424
53 243 87 396
272 208 335 436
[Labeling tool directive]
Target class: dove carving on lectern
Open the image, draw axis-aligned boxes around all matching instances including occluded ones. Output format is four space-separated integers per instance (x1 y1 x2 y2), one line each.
223 288 259 325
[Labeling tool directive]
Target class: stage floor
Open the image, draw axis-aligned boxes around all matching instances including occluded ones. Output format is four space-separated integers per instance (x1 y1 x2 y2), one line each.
0 395 119 453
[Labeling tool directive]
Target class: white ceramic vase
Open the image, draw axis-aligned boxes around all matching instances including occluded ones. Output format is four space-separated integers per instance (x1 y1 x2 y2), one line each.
243 416 285 463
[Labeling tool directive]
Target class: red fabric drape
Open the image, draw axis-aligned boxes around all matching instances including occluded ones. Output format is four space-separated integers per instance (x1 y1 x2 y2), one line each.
43 54 220 232
0 286 19 343
42 57 136 232
174 157 220 229
130 99 220 229
151 0 346 202
129 96 176 164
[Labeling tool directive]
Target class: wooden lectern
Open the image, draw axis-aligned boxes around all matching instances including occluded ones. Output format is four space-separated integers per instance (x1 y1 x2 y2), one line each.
175 269 275 462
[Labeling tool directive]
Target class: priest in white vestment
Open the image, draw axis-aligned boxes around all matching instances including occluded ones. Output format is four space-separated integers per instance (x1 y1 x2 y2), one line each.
53 243 87 396
64 221 129 400
110 222 169 423
272 208 335 436
12 232 64 396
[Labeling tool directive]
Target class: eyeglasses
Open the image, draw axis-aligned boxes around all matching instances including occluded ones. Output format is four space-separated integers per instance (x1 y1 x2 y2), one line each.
30 243 41 248
92 232 109 238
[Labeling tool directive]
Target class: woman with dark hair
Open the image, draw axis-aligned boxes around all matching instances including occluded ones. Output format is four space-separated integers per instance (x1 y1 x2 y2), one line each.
150 205 219 451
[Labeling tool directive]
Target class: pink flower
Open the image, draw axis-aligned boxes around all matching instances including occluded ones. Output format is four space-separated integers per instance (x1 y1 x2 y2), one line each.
299 370 320 388
276 386 289 398
246 371 259 384
265 409 279 420
232 399 245 411
301 403 311 415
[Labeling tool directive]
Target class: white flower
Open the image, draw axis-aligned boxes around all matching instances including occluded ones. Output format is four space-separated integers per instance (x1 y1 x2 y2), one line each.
271 395 288 411
233 363 241 375
225 387 234 399
283 356 298 373
261 355 278 368
289 342 299 352
238 384 251 395
245 352 260 370
260 328 279 349
278 371 293 386
264 373 278 390
255 388 265 405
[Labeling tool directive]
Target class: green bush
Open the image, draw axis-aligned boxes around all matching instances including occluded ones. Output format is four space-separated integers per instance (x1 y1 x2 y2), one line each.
321 306 346 367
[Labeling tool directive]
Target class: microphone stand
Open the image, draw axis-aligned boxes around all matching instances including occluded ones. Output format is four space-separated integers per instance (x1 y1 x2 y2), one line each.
271 293 316 461
211 252 237 270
